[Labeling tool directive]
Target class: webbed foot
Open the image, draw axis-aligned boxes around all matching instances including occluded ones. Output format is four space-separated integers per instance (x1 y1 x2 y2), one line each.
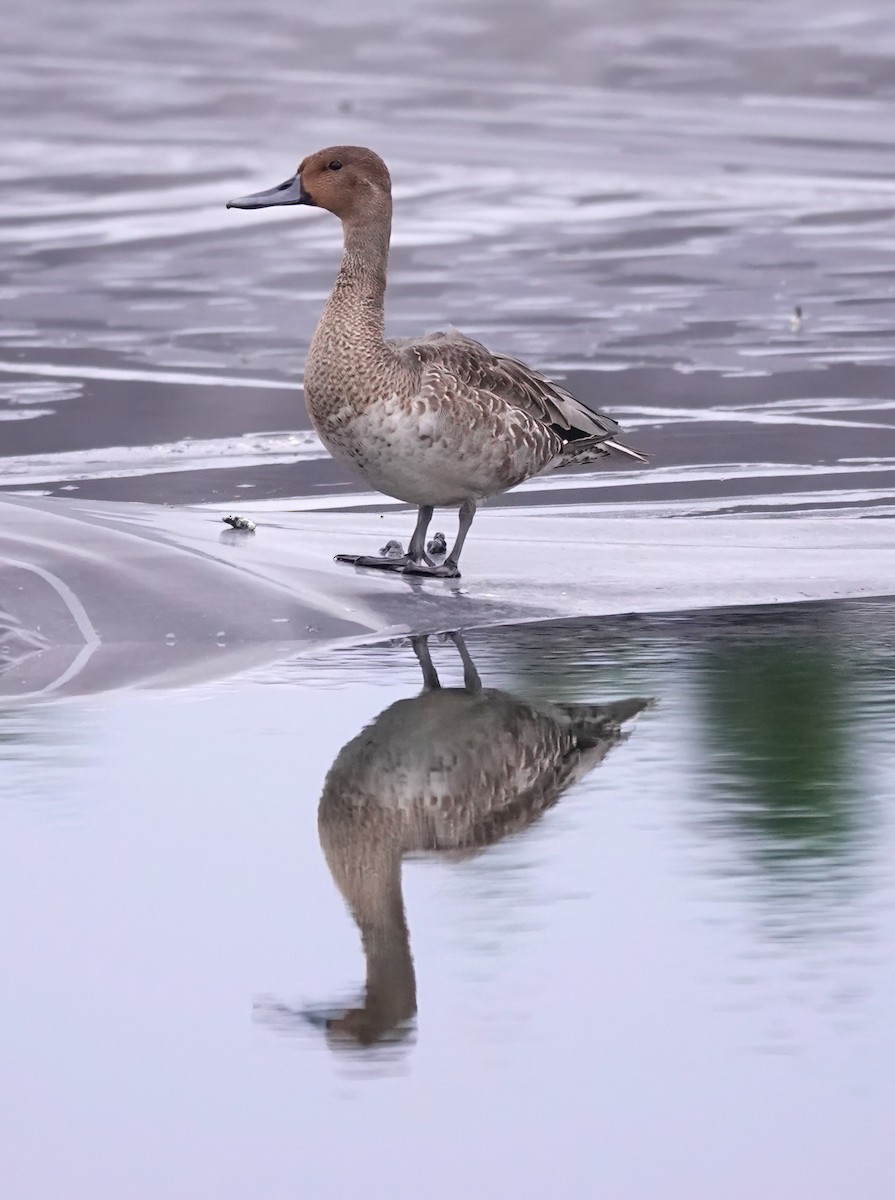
401 557 461 578
335 553 417 572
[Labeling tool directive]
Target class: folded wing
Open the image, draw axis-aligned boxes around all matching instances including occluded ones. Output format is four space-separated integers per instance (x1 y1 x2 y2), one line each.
392 329 647 462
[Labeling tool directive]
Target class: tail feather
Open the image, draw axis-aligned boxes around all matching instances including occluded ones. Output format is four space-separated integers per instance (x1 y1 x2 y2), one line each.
555 434 649 469
560 697 653 747
555 435 610 468
602 437 650 464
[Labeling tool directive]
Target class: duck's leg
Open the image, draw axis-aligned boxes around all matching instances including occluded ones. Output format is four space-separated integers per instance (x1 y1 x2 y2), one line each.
335 506 437 572
407 505 435 564
411 635 441 691
446 499 477 572
450 631 482 694
403 499 476 578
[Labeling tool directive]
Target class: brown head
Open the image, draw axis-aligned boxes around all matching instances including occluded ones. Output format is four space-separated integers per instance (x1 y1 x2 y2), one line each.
226 145 391 224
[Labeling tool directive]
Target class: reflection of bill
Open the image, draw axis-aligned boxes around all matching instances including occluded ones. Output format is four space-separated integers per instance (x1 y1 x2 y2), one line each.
310 633 650 1049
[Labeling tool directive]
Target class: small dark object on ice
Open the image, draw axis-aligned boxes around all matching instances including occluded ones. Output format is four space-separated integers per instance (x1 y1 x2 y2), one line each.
791 305 803 330
223 514 256 532
379 539 404 557
426 531 447 556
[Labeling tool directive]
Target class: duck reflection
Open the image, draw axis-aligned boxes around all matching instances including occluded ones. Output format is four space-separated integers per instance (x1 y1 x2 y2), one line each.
316 632 650 1048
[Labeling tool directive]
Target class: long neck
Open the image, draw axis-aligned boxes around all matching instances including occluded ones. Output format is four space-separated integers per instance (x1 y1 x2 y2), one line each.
359 885 417 1035
315 207 392 352
320 816 417 1040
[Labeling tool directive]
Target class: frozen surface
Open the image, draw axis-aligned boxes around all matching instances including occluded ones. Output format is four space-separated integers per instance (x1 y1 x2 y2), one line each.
2 492 893 698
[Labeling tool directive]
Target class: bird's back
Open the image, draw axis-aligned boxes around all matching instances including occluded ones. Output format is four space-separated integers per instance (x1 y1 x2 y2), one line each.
320 688 648 855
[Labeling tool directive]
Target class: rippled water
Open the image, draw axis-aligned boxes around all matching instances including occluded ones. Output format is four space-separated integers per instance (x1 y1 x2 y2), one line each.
2 0 895 511
2 599 894 1197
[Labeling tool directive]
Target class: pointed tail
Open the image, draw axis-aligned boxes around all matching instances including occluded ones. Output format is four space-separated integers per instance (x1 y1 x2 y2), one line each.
559 697 654 746
602 437 649 464
556 434 649 469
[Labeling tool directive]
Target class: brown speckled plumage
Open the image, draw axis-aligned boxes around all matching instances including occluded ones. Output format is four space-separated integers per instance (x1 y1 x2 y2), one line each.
229 146 647 576
316 634 650 1045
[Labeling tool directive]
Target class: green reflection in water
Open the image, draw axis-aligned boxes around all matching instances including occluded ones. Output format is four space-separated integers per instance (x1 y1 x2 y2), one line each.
695 618 871 917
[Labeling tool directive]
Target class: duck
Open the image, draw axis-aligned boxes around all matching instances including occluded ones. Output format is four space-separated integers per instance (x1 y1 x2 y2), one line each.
314 632 650 1046
228 146 647 577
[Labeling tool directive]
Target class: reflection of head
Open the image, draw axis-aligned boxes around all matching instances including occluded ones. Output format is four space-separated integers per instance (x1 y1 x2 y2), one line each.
252 996 416 1070
325 1007 416 1051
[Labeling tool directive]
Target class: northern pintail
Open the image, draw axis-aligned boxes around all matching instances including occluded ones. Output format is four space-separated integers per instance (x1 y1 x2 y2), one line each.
315 633 650 1046
228 146 647 577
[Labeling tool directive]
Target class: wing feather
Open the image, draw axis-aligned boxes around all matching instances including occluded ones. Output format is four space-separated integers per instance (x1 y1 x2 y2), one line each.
391 330 647 462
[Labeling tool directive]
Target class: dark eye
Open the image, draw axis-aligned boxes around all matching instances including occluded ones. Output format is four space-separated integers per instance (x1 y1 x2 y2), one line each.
328 160 342 171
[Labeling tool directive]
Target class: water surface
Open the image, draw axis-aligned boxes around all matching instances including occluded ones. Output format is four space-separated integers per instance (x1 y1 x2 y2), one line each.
2 599 893 1198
